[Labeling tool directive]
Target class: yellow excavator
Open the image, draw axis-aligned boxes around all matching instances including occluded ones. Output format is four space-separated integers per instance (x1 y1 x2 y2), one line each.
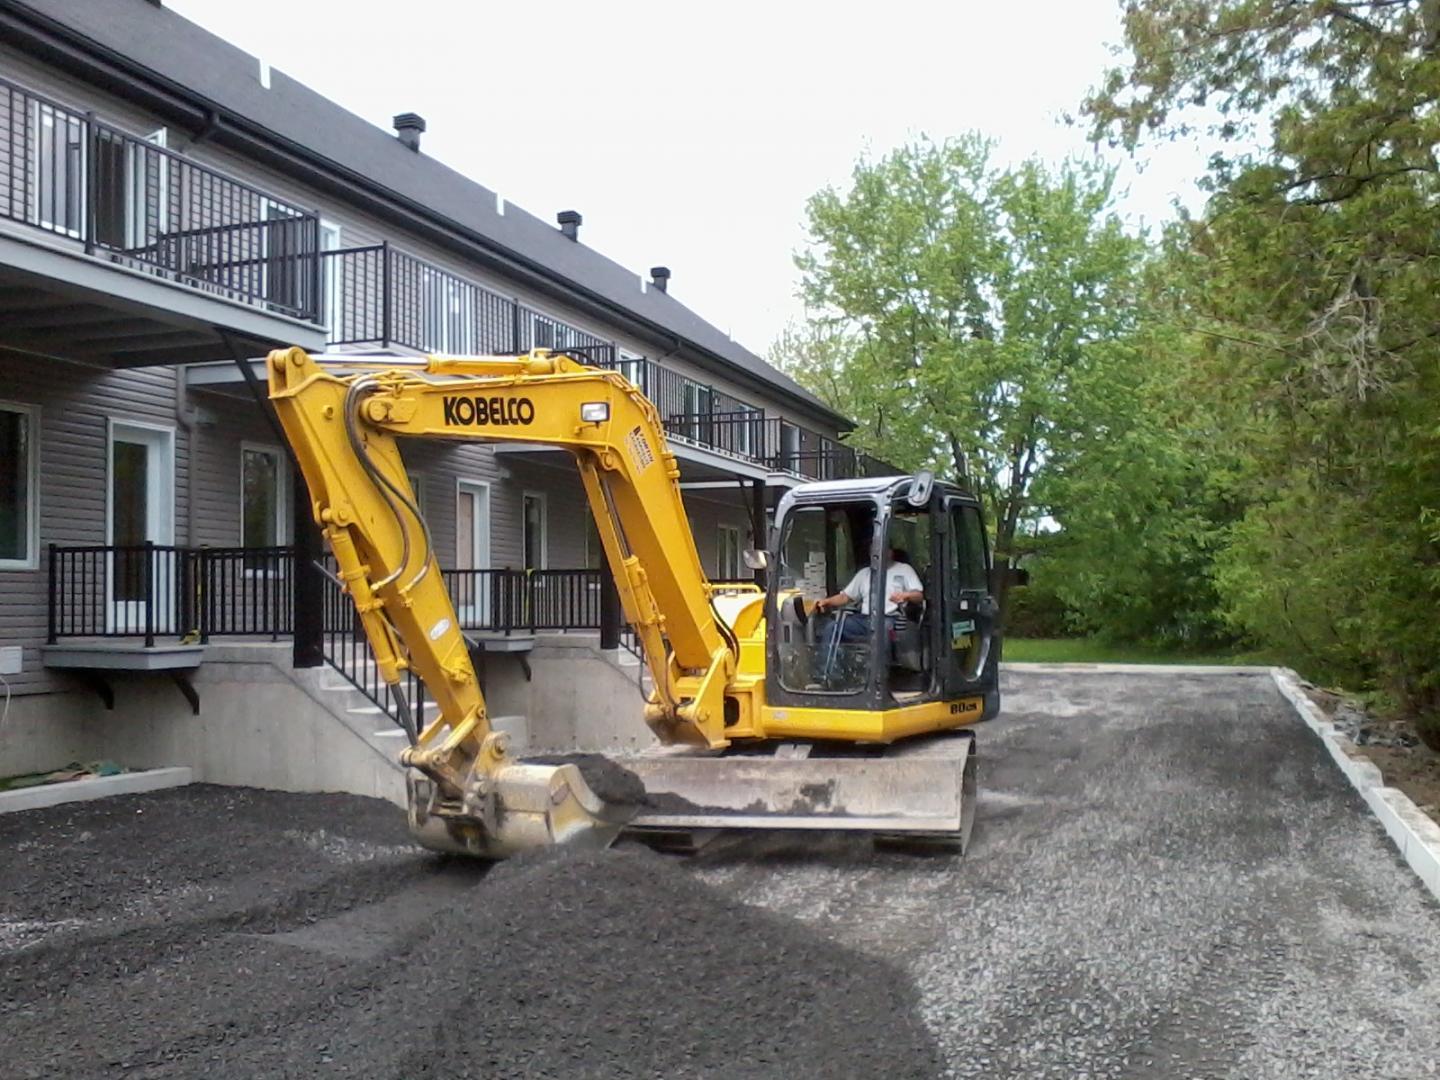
267 346 1000 857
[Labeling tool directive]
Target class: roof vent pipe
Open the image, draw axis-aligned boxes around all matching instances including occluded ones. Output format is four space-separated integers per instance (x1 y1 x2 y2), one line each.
649 266 671 293
392 113 426 152
557 210 582 241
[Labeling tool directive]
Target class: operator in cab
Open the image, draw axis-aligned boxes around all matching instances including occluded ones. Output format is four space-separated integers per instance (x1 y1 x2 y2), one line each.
814 547 924 645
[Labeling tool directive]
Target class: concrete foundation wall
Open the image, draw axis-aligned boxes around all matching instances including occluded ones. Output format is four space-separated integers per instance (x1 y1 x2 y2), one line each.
1 637 656 804
1 644 406 806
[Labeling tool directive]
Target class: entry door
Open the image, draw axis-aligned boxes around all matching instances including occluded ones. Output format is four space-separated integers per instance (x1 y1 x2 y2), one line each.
455 480 491 626
942 499 998 696
108 422 175 634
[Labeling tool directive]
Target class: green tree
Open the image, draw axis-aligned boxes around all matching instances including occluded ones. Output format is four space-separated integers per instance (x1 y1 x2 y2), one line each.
784 137 1146 620
1086 0 1440 714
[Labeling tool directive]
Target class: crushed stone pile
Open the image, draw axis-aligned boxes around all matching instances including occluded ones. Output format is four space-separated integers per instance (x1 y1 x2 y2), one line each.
175 847 942 1079
1 786 942 1080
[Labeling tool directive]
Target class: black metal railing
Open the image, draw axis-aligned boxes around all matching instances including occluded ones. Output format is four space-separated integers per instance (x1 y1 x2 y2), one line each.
443 568 602 633
47 543 294 647
754 418 898 479
322 243 615 364
319 568 429 735
315 243 897 476
0 75 322 321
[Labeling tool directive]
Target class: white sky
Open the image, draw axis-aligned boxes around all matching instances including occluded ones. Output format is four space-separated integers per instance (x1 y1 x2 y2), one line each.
167 0 1216 356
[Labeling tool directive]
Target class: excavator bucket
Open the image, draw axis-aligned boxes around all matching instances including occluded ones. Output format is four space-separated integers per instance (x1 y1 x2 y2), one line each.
404 762 637 859
619 731 977 851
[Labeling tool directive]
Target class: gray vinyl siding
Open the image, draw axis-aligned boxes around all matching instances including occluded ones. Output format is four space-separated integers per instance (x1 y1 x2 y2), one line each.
0 40 848 702
0 349 188 694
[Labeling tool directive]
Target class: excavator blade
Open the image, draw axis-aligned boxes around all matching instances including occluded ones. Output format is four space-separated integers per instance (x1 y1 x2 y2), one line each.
620 732 977 851
405 763 636 859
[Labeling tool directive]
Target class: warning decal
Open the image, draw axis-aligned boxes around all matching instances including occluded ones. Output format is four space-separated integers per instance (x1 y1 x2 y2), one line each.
627 425 655 472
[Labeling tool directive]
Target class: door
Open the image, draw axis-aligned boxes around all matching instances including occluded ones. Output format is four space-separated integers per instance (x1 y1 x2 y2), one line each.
455 480 491 626
942 498 998 698
93 127 167 253
107 422 175 634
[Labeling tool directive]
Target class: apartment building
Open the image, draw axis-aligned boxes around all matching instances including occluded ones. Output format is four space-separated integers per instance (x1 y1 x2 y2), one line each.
0 0 894 784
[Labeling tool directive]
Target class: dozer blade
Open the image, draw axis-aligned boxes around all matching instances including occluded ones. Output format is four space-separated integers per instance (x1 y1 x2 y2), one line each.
620 731 977 851
405 762 637 859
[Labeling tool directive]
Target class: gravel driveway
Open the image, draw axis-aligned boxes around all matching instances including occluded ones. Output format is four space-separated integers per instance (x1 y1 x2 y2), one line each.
2 668 1437 1079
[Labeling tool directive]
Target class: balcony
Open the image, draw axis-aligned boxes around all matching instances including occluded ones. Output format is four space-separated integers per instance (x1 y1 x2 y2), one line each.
322 244 613 361
0 74 326 365
318 245 898 481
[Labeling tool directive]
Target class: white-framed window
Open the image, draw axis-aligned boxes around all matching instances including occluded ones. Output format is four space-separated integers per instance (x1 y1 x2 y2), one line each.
522 491 548 571
406 470 426 518
319 218 343 340
682 381 712 441
32 101 86 237
240 444 289 551
717 525 741 580
0 401 40 570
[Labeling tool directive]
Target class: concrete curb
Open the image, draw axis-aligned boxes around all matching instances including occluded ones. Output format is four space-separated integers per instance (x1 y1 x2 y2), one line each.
1000 662 1274 676
1271 667 1440 904
0 767 193 815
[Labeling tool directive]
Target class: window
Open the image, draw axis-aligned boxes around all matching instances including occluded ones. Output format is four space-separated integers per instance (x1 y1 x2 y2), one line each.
33 102 85 237
584 507 603 570
682 381 713 442
241 445 287 551
406 471 425 518
775 501 875 694
319 219 343 340
522 491 547 571
951 504 989 591
617 351 648 396
717 525 741 580
0 403 39 569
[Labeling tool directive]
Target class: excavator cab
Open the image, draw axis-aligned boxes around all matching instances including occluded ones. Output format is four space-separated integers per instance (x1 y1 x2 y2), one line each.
766 474 1000 724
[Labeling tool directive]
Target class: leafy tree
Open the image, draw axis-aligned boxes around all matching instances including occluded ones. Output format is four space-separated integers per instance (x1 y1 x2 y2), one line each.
1086 0 1440 713
784 137 1146 621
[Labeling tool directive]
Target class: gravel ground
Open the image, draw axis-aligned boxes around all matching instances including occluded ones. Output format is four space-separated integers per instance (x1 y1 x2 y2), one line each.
2 669 1438 1079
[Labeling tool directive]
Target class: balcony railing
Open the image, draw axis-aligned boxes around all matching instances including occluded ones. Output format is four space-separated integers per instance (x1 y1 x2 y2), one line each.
47 543 294 647
48 545 608 644
317 245 895 476
0 75 322 322
322 243 616 364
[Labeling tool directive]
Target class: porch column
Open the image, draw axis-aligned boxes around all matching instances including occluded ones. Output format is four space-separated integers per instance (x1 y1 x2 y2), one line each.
291 463 324 668
750 478 767 585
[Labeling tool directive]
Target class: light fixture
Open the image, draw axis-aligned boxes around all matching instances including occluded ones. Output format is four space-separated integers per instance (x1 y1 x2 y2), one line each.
580 402 609 423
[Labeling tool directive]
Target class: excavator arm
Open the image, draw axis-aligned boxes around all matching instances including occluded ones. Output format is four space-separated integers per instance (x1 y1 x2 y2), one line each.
267 346 745 854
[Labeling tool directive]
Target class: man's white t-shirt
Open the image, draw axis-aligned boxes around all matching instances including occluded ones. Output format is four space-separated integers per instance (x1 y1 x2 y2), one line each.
842 561 923 616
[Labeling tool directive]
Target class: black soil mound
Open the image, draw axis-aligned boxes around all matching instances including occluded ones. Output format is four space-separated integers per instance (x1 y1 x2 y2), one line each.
524 752 648 805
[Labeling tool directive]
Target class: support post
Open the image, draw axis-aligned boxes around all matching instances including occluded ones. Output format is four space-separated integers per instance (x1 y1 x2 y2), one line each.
47 543 58 644
143 540 156 648
750 477 767 586
599 565 621 651
291 464 324 668
380 240 392 348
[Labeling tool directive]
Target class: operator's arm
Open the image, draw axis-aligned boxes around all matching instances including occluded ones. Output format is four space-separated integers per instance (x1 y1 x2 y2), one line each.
888 563 924 605
816 568 867 612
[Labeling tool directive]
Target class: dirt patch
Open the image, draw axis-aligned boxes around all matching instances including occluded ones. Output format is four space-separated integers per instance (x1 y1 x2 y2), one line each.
1305 687 1440 824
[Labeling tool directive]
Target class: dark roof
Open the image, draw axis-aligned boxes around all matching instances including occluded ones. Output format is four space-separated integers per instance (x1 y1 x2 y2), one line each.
4 0 850 429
